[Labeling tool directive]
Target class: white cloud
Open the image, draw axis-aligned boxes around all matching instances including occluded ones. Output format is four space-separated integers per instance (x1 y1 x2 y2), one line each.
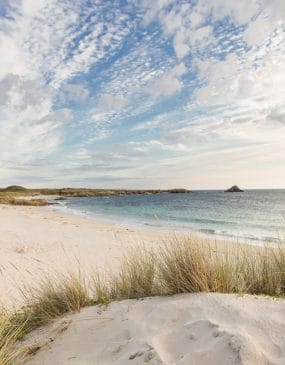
59 83 90 104
0 33 30 79
129 139 188 153
188 0 285 158
173 30 189 59
101 94 128 111
194 25 285 108
0 0 132 181
0 105 69 165
140 1 216 60
261 0 285 20
141 0 174 25
204 0 260 25
0 1 131 89
145 63 186 97
243 16 274 47
132 114 167 131
189 11 203 29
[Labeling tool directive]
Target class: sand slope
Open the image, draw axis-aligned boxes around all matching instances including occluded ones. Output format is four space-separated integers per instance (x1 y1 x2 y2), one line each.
24 293 285 365
0 205 164 306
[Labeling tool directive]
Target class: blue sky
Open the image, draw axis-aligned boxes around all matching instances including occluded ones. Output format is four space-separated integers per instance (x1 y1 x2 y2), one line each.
0 0 284 189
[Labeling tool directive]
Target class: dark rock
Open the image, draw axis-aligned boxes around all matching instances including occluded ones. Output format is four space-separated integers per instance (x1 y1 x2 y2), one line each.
168 188 191 193
225 185 244 192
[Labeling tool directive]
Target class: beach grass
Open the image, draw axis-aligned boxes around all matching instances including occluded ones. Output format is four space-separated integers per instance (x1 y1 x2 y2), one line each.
92 245 158 302
0 272 90 364
93 237 285 303
1 236 285 363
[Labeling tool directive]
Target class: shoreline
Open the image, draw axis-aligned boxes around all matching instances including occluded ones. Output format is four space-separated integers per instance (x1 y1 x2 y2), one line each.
0 203 279 307
3 189 284 245
48 200 277 246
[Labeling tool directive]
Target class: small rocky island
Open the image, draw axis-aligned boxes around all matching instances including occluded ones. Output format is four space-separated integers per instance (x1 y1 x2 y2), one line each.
225 185 244 192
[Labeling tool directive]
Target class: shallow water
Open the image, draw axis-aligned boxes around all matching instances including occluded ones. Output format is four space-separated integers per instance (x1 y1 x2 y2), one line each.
53 190 285 243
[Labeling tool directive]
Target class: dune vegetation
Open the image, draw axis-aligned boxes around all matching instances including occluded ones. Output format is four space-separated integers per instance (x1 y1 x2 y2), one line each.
0 196 50 206
1 236 285 364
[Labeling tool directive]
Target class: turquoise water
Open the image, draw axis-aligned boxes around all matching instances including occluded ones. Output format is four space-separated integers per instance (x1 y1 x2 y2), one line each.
53 190 285 243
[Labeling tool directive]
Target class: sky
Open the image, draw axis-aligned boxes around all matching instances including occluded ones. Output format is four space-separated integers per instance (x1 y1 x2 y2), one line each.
0 0 284 189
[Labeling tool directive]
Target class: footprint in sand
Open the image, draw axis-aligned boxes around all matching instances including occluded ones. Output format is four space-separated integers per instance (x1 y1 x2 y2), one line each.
129 344 163 364
151 319 271 365
151 319 241 364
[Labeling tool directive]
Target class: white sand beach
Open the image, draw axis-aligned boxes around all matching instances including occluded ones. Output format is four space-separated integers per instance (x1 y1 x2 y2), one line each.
1 204 285 365
0 204 165 307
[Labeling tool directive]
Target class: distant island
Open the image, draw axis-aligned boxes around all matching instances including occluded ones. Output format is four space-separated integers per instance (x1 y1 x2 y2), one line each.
0 186 192 206
225 185 244 192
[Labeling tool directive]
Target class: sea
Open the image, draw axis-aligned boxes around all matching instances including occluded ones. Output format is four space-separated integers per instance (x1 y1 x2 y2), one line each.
51 190 285 244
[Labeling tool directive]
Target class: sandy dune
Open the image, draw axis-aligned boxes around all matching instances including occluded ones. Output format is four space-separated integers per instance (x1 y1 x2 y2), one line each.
23 293 285 365
0 205 164 306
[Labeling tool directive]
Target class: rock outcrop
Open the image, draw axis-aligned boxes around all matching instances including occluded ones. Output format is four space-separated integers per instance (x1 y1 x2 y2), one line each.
225 185 244 192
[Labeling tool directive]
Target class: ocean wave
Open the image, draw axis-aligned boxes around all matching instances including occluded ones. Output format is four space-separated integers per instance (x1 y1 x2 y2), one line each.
46 196 284 244
198 228 281 243
47 201 87 217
